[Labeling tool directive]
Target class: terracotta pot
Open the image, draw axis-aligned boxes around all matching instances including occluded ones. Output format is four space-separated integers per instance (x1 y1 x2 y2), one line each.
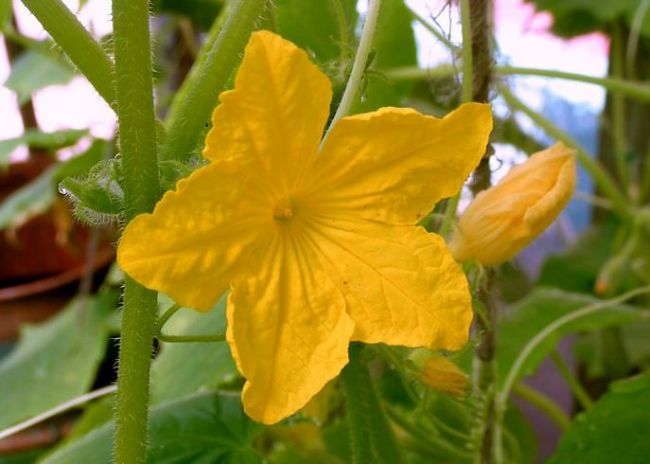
0 158 115 342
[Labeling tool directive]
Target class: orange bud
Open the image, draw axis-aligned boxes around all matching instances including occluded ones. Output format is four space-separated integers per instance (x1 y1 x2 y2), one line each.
450 142 576 266
421 355 469 397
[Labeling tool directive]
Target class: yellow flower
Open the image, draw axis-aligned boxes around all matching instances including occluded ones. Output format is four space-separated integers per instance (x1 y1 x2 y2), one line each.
420 354 469 397
117 31 492 424
450 142 576 266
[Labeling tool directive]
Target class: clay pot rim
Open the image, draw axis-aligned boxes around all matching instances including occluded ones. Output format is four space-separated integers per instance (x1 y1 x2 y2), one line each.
0 248 114 302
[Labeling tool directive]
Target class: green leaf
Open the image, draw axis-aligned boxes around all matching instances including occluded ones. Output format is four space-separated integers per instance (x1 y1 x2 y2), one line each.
41 391 263 464
151 295 238 404
4 50 75 104
548 373 650 463
0 294 114 429
538 224 617 294
353 0 417 112
275 0 358 72
0 129 88 168
496 288 642 386
152 0 223 31
0 139 104 230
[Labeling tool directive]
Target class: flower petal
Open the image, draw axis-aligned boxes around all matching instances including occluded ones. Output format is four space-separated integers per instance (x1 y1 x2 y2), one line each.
305 103 492 224
227 231 354 424
117 161 272 311
303 217 472 351
203 30 332 193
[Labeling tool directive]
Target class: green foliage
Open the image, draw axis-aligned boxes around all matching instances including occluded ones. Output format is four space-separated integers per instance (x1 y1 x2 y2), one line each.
153 0 223 31
0 294 114 429
548 373 650 463
538 224 617 294
41 391 263 464
4 50 75 104
0 129 87 168
496 288 642 386
526 0 650 37
0 139 104 230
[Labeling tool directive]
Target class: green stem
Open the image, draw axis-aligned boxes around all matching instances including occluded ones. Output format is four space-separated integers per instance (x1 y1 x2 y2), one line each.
340 345 402 464
156 304 181 332
611 22 630 189
498 286 650 406
160 0 266 161
323 0 381 142
460 0 473 104
550 350 594 410
112 0 160 461
499 84 631 219
383 65 650 102
408 7 457 52
512 383 570 430
20 0 115 108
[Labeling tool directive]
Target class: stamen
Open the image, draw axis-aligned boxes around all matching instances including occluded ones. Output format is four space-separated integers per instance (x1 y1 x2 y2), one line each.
273 197 294 220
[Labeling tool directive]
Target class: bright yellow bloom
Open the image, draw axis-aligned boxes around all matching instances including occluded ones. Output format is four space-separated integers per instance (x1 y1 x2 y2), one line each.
450 142 576 266
117 31 492 424
420 354 469 397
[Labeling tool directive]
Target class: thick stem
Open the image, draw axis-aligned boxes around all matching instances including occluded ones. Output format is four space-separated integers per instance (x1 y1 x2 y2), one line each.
20 0 115 108
472 271 500 464
467 0 493 196
112 0 160 462
160 0 267 161
340 345 402 464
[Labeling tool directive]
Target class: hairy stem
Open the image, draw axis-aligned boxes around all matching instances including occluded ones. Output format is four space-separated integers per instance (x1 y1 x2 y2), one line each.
20 0 115 108
112 0 160 461
340 345 402 464
160 0 267 161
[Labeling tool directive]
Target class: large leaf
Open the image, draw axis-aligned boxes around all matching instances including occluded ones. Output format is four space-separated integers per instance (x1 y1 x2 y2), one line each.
353 0 417 112
0 139 103 230
496 288 642 386
0 129 87 168
4 50 75 104
275 0 358 72
0 294 114 429
41 391 263 464
548 373 650 463
150 296 238 403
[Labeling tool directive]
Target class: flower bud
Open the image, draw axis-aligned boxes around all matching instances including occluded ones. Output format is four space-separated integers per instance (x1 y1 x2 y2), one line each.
420 355 469 397
450 142 576 266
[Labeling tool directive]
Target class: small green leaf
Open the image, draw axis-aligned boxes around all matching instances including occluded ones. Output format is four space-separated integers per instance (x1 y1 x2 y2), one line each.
0 294 114 429
496 288 642 386
548 373 650 463
4 50 75 104
151 295 238 404
42 391 263 464
0 129 88 168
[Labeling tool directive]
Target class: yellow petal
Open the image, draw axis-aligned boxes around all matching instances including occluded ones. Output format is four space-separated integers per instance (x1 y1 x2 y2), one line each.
117 161 273 311
303 217 472 351
203 30 332 193
304 103 492 225
227 231 354 424
450 142 576 266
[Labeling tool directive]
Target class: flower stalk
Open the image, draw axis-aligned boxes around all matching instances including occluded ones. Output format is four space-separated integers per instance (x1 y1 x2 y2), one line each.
111 0 160 461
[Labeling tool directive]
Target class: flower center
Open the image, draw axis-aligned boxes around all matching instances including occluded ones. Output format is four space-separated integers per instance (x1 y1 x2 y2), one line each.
273 197 294 220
